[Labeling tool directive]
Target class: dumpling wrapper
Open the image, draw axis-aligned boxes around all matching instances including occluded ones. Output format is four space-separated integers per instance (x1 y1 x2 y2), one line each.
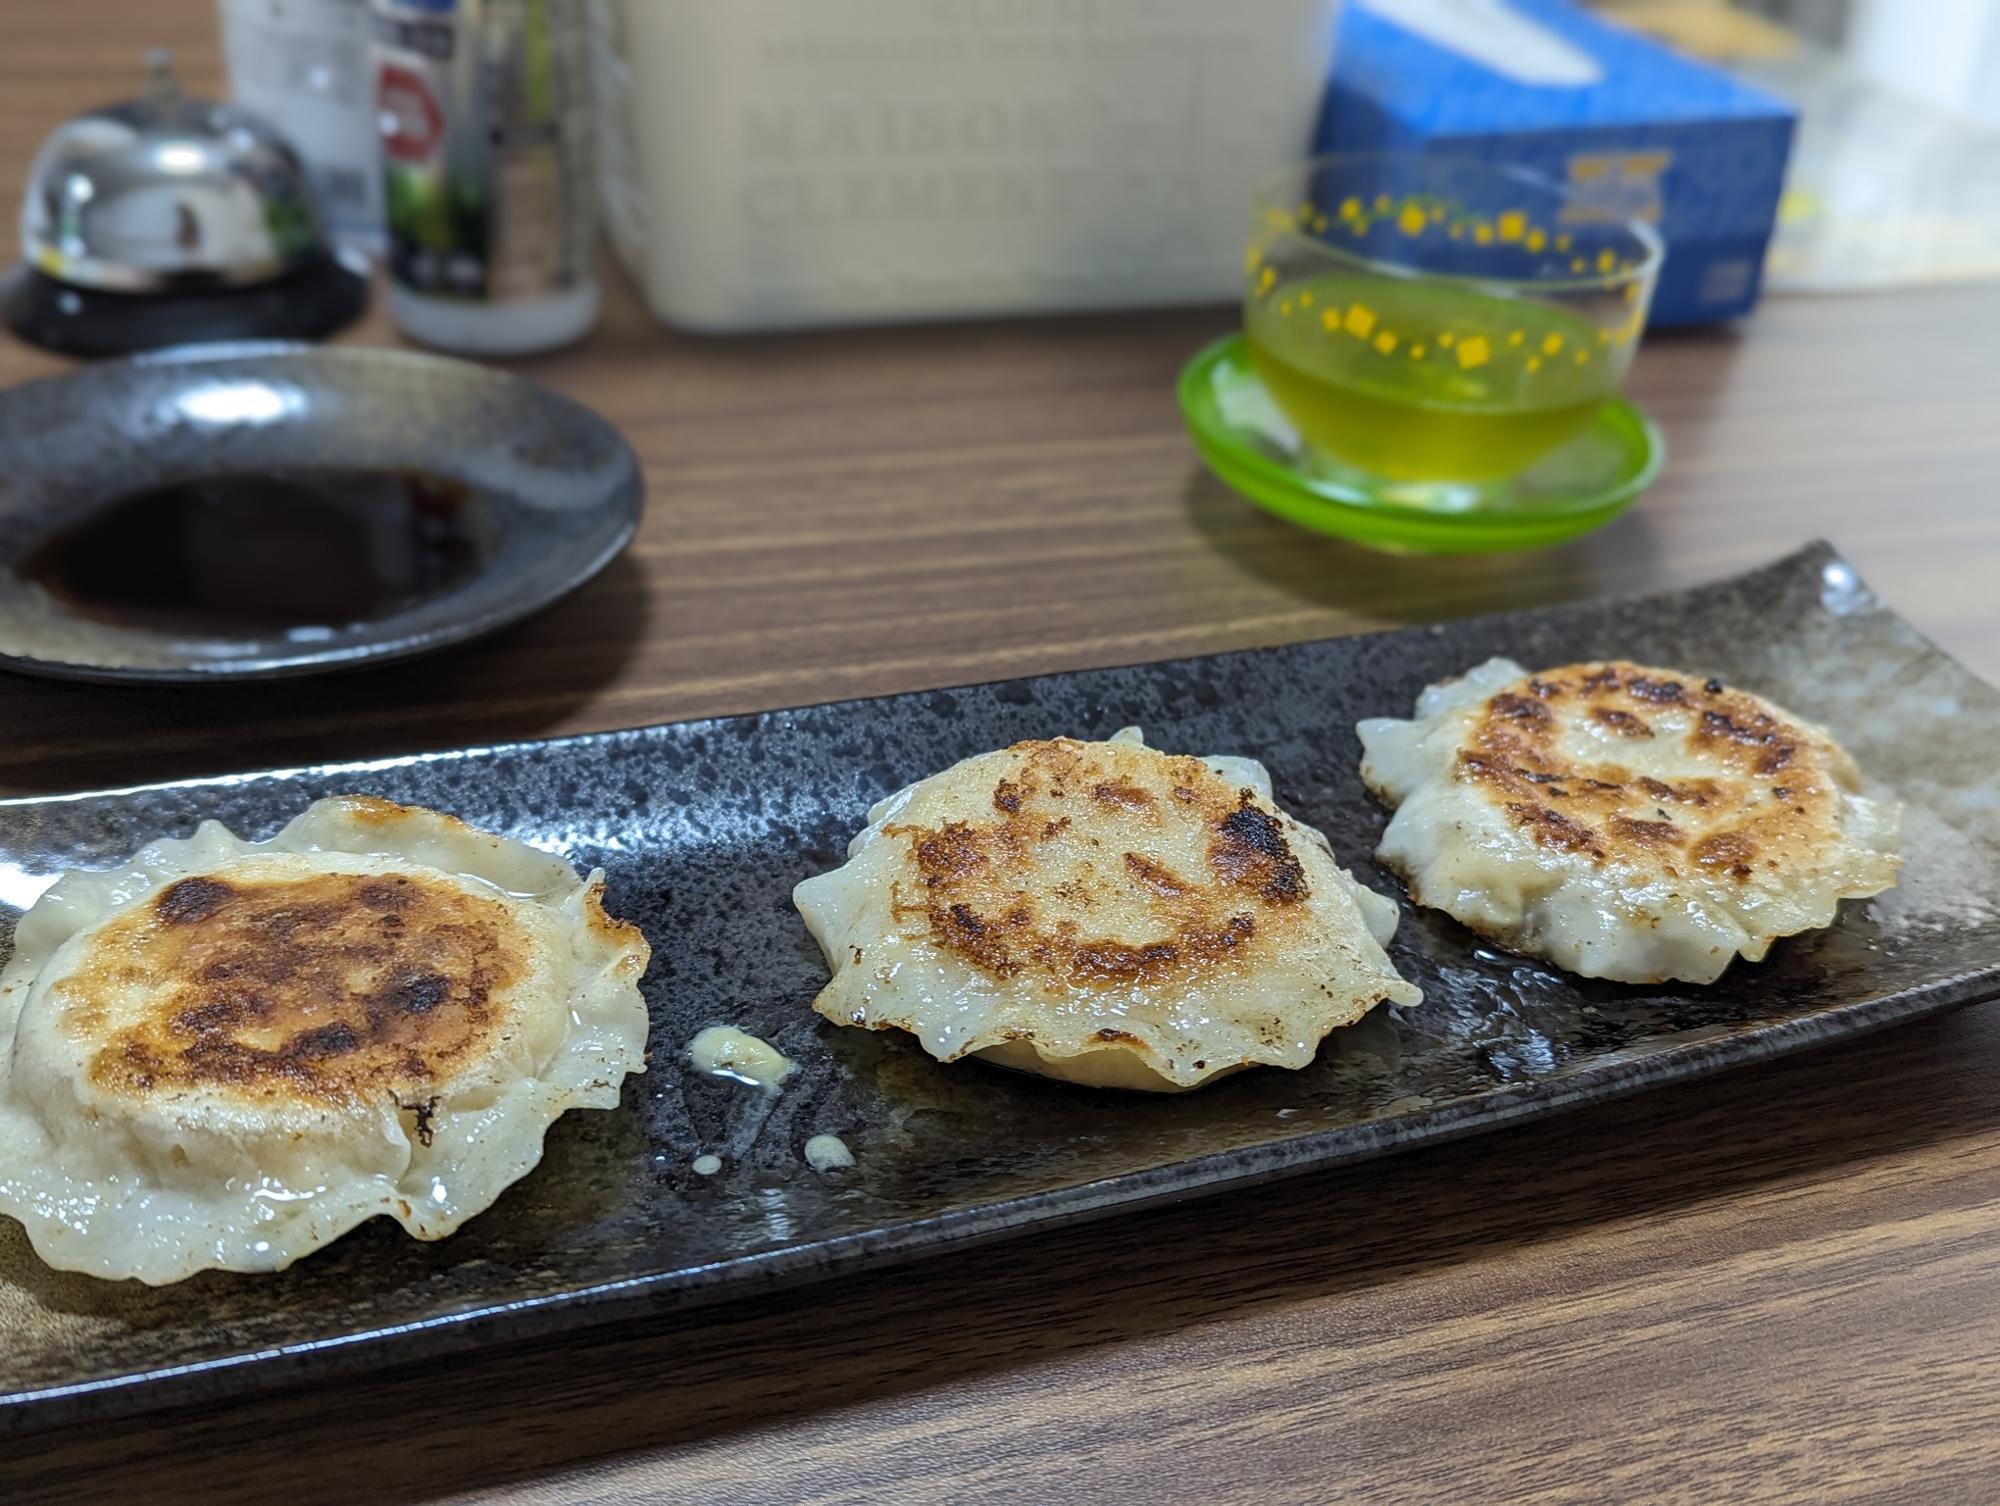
1359 658 1902 984
795 728 1419 1092
0 796 649 1284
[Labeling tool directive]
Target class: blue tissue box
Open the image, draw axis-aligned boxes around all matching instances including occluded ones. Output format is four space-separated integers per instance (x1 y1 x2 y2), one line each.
1316 0 1796 325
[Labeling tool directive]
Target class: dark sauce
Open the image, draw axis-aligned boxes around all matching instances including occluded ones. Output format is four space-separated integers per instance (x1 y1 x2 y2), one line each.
15 468 490 636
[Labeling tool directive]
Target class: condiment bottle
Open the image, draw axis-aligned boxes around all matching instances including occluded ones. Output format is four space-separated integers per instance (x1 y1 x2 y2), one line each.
370 0 599 355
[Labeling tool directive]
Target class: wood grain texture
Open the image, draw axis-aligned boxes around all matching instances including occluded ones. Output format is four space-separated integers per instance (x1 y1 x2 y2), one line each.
2 4 1998 1503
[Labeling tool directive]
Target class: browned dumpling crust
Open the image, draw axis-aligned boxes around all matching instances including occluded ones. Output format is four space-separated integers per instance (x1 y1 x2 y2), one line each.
795 729 1418 1092
1360 660 1902 985
0 796 650 1284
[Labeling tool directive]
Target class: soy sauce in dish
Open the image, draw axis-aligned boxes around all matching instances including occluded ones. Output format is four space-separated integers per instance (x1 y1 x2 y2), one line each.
15 468 488 635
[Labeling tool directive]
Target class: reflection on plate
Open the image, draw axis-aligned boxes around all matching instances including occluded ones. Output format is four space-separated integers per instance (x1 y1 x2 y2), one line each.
0 343 642 683
1177 333 1663 554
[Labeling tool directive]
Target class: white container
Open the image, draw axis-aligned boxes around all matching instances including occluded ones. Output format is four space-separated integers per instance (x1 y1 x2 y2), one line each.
590 0 1339 332
219 0 384 243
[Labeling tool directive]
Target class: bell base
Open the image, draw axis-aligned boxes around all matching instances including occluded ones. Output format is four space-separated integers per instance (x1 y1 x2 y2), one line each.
3 253 369 358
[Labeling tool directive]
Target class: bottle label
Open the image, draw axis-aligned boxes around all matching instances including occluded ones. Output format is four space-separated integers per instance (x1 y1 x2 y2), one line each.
371 0 595 304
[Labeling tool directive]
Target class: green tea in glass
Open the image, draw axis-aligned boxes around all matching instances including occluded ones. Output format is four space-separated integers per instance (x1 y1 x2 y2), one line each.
1244 155 1661 505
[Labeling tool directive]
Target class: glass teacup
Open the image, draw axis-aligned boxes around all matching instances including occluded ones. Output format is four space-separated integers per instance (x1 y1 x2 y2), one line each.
1244 154 1662 505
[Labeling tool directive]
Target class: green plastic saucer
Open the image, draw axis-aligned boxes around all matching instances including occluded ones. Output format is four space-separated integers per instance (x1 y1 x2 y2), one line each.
1177 334 1664 554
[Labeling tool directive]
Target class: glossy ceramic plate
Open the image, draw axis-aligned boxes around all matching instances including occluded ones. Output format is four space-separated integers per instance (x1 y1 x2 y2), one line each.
2 544 1996 1433
0 343 642 683
1178 334 1664 553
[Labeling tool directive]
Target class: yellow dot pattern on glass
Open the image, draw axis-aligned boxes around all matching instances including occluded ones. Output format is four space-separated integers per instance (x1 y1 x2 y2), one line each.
1247 189 1651 396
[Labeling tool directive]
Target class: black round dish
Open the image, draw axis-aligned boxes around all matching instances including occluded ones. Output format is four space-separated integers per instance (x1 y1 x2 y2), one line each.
0 342 643 683
3 251 370 357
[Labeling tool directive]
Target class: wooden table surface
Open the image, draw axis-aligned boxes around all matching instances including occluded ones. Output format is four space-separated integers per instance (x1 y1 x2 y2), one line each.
3 6 1998 1503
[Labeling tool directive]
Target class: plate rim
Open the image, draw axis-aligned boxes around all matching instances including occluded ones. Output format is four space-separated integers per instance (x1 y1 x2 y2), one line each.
8 972 1990 1434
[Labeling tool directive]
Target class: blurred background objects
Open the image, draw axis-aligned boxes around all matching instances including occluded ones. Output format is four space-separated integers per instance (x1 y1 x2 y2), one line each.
180 0 2000 328
1594 0 2000 290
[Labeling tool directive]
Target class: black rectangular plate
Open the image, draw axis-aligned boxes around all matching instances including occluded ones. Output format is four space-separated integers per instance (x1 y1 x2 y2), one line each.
3 543 1997 1433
